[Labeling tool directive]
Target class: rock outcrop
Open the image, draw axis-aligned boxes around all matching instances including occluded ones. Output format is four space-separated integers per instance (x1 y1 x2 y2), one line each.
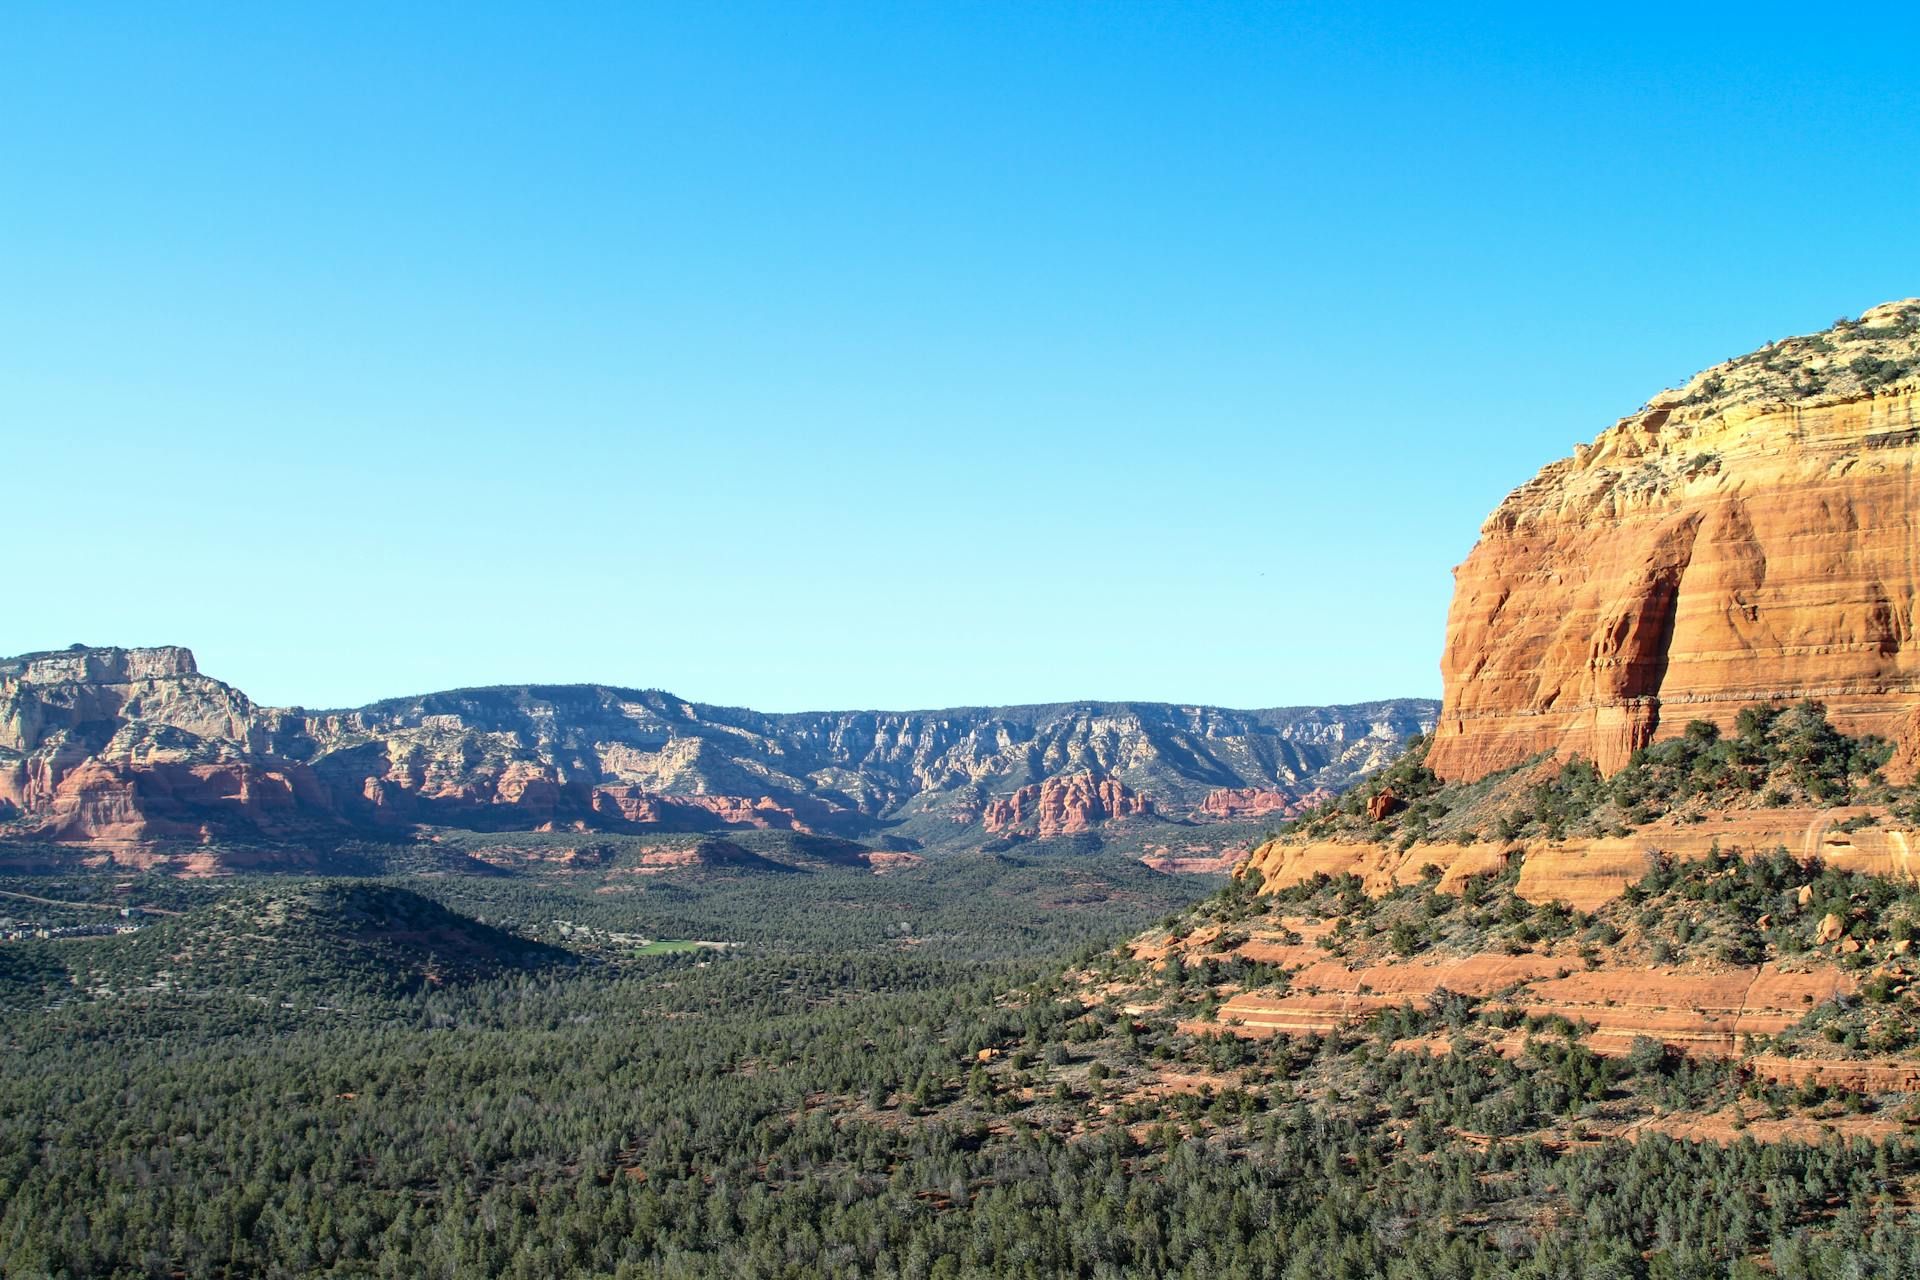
588 788 840 833
1428 301 1920 779
1245 804 1920 912
1214 945 1853 1058
1195 787 1328 820
980 774 1152 837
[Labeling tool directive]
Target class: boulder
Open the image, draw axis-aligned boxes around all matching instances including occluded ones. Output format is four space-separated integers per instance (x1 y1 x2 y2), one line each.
1366 790 1403 822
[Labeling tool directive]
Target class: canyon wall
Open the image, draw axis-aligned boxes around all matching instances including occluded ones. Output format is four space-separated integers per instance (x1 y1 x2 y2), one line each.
0 645 1433 853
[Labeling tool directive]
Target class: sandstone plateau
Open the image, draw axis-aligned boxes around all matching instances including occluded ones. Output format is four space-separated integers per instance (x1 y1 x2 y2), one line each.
1428 300 1920 779
0 645 1432 861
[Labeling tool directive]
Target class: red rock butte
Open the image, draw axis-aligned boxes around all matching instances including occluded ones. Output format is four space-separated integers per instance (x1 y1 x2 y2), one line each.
980 774 1151 838
1427 299 1920 780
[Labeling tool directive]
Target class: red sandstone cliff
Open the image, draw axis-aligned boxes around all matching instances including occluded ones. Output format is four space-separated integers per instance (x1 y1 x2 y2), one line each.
1427 300 1920 779
980 774 1152 837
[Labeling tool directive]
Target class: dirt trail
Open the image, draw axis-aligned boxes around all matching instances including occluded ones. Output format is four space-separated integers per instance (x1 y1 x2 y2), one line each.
0 888 180 916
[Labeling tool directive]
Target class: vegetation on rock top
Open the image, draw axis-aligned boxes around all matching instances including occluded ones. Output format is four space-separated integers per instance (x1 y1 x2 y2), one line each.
1665 299 1920 417
1282 700 1897 848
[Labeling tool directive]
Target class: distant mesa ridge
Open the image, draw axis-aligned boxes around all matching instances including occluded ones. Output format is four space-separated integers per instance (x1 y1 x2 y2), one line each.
0 643 1434 855
2 643 202 684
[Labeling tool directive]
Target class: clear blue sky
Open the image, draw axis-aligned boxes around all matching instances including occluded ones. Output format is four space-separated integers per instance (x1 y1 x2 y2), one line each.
6 4 1917 711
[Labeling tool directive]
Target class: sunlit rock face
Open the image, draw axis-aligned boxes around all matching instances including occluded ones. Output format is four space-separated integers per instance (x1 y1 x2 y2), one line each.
1428 300 1920 780
980 774 1151 837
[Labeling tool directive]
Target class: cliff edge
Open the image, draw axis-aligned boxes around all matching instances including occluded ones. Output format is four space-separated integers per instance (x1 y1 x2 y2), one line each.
1428 301 1920 779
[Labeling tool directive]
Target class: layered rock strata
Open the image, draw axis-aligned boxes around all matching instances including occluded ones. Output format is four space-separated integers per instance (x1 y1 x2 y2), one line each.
0 645 1433 856
1244 805 1919 912
980 775 1151 837
1157 918 1863 1066
1428 301 1920 779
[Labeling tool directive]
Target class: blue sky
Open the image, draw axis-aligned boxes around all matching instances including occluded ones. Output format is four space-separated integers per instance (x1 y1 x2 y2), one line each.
5 4 1917 711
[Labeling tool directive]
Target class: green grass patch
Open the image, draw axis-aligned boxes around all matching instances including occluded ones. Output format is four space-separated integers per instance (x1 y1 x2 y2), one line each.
632 939 706 956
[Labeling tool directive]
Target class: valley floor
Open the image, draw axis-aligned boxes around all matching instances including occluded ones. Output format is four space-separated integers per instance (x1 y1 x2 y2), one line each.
2 836 1919 1278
